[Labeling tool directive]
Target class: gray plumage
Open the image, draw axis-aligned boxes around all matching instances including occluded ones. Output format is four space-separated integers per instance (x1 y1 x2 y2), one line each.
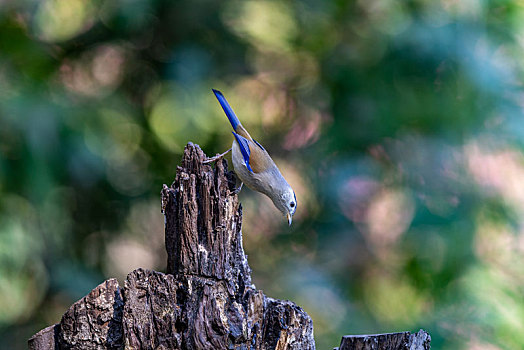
210 89 297 225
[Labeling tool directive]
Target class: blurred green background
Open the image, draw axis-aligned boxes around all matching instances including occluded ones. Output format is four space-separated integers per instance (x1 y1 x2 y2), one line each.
1 0 524 348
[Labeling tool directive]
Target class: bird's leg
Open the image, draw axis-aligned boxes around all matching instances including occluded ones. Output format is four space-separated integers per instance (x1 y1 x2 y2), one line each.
229 172 243 195
203 148 232 163
234 182 243 194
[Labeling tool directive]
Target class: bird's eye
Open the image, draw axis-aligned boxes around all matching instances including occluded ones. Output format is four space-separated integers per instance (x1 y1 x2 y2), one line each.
290 202 295 208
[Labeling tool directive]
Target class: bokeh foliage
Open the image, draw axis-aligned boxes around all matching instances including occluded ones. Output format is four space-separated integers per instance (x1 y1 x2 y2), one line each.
1 0 524 348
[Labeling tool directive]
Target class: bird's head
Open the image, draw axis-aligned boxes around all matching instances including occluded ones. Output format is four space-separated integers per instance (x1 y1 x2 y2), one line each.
275 188 297 226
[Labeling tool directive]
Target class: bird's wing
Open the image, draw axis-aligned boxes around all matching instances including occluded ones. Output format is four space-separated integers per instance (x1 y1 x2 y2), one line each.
232 132 253 172
232 132 272 174
248 139 272 173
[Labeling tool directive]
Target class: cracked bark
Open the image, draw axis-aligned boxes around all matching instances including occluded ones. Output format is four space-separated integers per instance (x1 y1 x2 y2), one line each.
29 143 314 349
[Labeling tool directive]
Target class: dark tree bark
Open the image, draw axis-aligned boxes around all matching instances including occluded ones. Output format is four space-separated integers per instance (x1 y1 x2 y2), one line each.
29 143 314 349
58 278 124 349
28 325 59 350
28 142 430 349
29 279 123 350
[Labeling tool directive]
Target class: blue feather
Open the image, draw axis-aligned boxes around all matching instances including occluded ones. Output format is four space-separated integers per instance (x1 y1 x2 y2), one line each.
213 89 241 131
232 132 253 172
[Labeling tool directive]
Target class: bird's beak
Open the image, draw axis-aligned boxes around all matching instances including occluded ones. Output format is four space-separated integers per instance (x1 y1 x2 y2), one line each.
287 213 292 226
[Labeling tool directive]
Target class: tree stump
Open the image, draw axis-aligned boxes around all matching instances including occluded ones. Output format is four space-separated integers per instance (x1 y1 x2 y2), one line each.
334 330 431 350
29 143 315 349
28 142 431 349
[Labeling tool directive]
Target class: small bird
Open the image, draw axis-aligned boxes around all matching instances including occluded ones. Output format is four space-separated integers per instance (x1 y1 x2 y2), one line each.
206 89 297 225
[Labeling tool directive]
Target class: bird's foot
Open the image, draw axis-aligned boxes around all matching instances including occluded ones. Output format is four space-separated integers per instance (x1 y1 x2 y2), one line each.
233 182 243 194
203 148 232 164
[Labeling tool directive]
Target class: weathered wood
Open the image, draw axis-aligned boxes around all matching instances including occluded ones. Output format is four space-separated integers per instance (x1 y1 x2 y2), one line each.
334 330 431 350
121 268 315 349
162 142 251 292
28 324 59 350
28 142 315 350
148 142 315 349
58 278 124 349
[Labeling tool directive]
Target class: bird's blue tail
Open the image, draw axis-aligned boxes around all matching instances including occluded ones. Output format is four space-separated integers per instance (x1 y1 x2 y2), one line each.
212 89 241 131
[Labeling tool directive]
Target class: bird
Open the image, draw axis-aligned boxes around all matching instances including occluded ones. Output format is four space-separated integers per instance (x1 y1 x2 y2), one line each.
205 89 297 225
